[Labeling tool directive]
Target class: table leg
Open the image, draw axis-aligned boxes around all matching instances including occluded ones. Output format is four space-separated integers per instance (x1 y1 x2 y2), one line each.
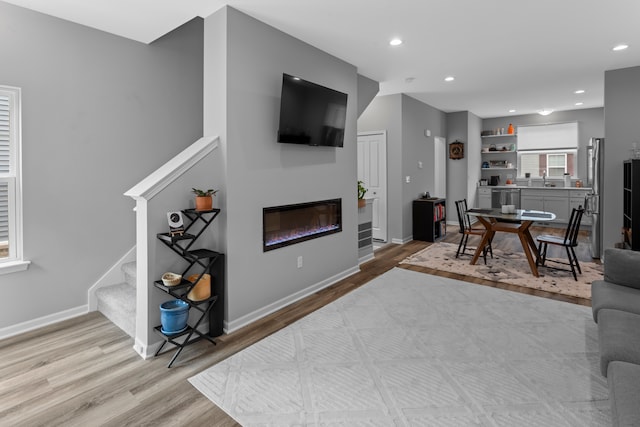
518 221 539 277
470 217 493 265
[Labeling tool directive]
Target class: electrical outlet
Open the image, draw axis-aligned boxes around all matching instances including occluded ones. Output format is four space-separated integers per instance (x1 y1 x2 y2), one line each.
297 256 303 268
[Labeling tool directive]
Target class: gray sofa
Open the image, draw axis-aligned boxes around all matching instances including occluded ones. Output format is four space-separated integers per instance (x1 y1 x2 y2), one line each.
592 248 640 427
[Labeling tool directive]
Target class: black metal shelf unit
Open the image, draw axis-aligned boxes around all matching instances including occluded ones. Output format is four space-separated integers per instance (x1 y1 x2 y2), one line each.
624 160 640 250
153 208 225 367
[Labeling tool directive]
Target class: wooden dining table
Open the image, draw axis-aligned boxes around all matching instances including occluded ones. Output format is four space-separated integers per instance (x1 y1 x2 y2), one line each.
465 208 557 277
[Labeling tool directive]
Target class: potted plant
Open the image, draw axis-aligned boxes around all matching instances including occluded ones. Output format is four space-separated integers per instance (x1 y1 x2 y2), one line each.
192 188 218 211
358 181 368 208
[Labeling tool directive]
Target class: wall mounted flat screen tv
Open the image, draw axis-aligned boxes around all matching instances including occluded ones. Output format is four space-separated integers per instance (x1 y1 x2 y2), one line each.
277 73 348 147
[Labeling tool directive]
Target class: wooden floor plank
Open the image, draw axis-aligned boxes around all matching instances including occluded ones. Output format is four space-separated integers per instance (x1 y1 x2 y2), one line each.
0 228 599 426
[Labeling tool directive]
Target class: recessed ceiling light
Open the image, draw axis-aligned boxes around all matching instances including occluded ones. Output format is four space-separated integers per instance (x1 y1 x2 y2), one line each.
613 44 629 51
574 89 585 94
575 102 584 106
444 76 455 82
509 109 516 113
389 38 403 46
538 109 554 116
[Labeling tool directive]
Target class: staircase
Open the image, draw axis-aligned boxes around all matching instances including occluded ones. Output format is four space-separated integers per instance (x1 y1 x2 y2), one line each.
96 261 136 337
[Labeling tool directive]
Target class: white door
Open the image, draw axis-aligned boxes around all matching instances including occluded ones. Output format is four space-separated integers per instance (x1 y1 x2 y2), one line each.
358 131 387 242
434 136 447 199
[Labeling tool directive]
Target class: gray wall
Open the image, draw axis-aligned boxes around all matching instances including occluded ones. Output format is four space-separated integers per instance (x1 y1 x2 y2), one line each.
204 7 359 327
0 2 204 329
358 94 447 242
446 112 470 220
357 94 402 241
604 67 640 252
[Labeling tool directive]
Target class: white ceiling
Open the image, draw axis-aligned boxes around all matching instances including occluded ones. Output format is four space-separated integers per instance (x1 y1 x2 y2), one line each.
5 0 640 118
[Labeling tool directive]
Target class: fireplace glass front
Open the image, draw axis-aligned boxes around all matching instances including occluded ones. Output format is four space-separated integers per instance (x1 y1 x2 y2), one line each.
263 199 342 251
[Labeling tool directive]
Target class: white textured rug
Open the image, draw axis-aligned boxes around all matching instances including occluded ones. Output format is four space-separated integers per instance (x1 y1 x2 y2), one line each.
189 268 610 426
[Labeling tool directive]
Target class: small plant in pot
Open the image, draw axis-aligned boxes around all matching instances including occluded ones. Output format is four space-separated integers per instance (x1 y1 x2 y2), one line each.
357 181 368 208
192 188 218 211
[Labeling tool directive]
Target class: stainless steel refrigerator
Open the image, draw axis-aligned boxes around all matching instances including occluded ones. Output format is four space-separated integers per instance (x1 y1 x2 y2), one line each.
586 138 604 258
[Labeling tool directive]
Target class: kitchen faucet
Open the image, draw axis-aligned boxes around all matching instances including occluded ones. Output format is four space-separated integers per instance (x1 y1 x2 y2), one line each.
542 170 546 186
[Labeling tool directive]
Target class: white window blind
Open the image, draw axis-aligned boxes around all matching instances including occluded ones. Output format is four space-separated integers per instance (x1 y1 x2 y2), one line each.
0 94 10 242
517 122 579 151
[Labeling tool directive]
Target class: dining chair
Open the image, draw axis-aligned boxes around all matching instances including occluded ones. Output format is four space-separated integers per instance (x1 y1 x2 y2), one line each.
455 199 493 264
535 206 585 280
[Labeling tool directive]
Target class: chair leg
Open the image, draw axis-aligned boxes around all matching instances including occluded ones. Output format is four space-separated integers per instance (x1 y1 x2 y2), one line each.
456 234 465 258
570 247 582 274
487 236 493 259
566 246 578 281
462 234 470 254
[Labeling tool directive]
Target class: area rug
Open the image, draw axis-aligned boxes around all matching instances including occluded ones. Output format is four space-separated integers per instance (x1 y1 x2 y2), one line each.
189 267 610 426
401 242 603 300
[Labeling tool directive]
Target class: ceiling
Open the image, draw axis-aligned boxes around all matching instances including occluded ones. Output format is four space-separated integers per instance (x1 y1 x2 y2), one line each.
5 0 640 118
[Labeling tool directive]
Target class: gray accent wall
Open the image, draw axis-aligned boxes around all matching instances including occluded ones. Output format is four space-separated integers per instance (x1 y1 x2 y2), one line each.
604 67 640 253
358 94 447 242
204 7 359 327
0 2 204 329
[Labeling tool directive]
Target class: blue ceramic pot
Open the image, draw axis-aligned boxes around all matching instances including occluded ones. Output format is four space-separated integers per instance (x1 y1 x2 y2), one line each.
159 299 189 333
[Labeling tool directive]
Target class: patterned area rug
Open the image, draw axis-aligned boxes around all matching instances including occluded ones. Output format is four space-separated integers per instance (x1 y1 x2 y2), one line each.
189 268 610 426
401 242 603 300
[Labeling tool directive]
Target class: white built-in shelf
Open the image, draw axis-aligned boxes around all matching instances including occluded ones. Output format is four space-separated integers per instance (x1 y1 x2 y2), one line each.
481 150 516 154
482 167 517 171
481 134 517 138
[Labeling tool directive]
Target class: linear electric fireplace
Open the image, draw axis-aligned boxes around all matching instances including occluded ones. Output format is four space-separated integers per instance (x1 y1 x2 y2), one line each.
263 198 342 251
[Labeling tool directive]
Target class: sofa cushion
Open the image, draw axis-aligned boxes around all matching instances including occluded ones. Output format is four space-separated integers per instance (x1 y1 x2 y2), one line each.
603 248 640 290
607 361 640 427
598 309 640 376
592 280 640 322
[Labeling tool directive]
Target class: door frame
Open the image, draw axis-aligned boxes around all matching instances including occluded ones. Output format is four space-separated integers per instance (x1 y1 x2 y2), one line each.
357 130 388 243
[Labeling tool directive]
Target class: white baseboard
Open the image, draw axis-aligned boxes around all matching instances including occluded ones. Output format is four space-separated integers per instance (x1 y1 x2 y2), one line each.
225 265 360 333
0 305 88 340
88 246 136 311
391 236 413 245
358 253 375 265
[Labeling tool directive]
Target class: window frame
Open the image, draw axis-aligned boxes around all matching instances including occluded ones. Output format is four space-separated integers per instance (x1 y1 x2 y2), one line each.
517 148 578 179
0 85 29 274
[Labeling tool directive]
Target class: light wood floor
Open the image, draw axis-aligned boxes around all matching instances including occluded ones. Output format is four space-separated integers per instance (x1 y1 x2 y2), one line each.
0 226 598 426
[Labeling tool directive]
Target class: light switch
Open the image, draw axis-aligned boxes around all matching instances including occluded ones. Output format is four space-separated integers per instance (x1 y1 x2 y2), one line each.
405 176 411 183
418 161 423 169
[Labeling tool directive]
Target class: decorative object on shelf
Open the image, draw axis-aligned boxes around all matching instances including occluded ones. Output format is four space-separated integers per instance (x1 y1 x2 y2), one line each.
167 211 185 237
192 188 219 211
162 272 182 287
160 299 190 334
449 140 464 160
357 180 368 208
187 273 211 302
489 160 507 168
507 123 515 135
482 161 490 169
481 130 494 136
489 144 497 151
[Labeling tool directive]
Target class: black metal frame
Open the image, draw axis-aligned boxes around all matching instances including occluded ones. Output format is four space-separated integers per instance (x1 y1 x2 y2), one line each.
154 208 224 367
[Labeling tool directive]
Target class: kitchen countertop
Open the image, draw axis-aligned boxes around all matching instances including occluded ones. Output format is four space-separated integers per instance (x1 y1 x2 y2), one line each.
480 185 592 191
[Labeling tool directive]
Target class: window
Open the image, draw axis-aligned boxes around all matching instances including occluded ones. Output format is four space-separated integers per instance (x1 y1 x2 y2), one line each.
0 86 28 274
517 122 578 178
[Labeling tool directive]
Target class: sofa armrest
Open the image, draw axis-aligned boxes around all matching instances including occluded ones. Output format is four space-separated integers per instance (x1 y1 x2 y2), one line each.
604 248 640 289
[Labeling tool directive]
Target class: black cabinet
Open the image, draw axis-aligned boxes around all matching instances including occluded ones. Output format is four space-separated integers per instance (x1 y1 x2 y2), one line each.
413 198 446 242
153 208 224 367
624 160 640 250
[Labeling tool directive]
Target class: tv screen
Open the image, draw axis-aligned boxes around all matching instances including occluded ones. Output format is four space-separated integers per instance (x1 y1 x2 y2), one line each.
277 73 348 147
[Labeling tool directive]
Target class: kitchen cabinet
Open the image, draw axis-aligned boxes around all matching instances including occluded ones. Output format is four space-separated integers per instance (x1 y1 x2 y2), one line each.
520 189 569 223
477 187 491 209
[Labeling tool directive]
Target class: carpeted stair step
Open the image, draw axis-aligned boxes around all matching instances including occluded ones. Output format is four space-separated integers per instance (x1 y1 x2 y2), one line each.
122 261 136 288
96 283 135 337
